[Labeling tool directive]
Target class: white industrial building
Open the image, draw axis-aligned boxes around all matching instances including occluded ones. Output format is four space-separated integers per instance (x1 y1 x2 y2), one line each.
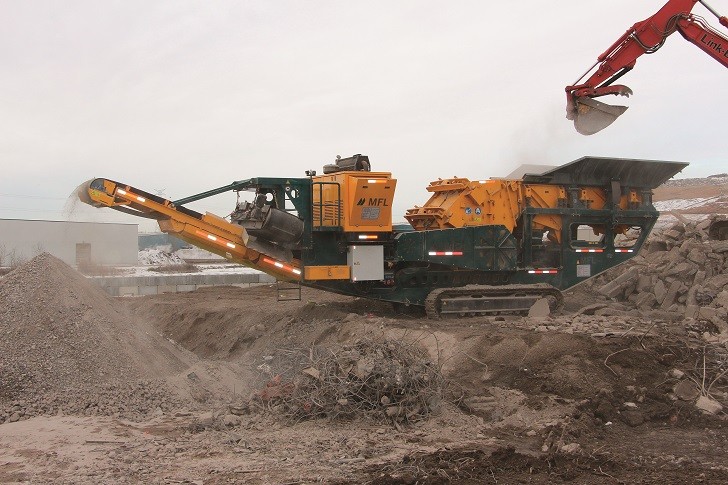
0 219 138 267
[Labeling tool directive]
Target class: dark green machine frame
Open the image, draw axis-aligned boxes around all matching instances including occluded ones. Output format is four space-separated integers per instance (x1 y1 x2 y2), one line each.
173 157 688 308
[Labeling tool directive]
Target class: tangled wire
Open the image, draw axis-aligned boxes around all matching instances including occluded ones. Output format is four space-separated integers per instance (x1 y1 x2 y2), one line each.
253 338 444 424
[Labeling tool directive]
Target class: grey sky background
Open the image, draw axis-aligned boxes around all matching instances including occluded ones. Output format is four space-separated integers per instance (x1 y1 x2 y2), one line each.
1 0 726 232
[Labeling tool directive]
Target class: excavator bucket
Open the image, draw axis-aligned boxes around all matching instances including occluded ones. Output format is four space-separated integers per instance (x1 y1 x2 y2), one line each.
572 97 629 135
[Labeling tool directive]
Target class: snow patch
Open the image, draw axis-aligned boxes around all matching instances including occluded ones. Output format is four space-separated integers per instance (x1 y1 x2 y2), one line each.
176 247 224 261
653 198 712 211
110 263 263 278
138 248 184 266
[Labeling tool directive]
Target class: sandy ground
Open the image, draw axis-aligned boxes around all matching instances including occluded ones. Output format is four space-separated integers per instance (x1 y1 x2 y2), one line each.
2 282 727 484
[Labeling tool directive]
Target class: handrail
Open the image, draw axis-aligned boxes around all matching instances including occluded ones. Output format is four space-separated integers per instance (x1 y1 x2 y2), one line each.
312 181 342 228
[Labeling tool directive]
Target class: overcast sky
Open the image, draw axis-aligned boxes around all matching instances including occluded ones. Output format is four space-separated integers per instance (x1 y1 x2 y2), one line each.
1 0 726 232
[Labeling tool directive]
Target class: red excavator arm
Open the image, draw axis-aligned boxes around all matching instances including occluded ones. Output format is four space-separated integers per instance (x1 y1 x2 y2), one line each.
566 0 728 135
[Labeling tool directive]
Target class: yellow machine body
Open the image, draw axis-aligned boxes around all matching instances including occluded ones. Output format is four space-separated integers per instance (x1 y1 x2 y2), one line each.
312 171 396 232
405 177 644 243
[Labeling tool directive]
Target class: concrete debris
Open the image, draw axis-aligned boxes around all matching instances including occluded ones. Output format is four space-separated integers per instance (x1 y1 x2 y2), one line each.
669 369 685 379
598 267 639 299
528 298 551 317
594 216 728 336
559 443 581 454
695 396 723 415
663 229 683 240
576 303 608 315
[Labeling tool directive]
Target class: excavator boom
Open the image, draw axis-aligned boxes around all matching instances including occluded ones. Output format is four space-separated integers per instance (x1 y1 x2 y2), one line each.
566 0 728 134
677 13 728 64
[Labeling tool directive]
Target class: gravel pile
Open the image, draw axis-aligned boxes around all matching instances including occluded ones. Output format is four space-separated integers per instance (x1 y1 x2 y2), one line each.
0 253 190 424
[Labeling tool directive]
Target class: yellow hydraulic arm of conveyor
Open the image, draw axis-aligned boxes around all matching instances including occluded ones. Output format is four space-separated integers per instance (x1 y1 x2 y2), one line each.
78 178 302 281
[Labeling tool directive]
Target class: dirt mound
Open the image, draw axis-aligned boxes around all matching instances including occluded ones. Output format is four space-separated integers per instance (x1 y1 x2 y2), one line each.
128 286 392 360
0 253 191 423
367 445 728 484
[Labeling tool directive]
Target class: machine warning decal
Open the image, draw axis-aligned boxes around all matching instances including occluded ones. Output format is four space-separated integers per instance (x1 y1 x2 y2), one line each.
465 207 472 215
361 207 381 220
576 264 591 278
475 207 481 215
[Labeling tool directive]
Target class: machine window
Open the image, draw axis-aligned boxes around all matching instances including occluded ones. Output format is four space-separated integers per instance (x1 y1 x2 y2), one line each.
531 228 561 267
570 224 605 248
614 225 643 249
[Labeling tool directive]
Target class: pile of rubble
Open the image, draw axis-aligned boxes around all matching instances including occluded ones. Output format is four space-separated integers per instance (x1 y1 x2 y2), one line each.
596 216 728 338
253 338 444 423
0 254 190 424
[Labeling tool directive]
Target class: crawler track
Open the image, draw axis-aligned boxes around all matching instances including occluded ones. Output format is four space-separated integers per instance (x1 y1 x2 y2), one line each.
424 283 563 319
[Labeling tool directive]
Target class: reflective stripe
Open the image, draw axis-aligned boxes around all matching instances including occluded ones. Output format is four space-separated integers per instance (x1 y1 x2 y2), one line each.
262 257 302 276
193 230 237 251
115 187 144 203
614 249 634 253
574 249 604 253
428 251 463 256
528 269 559 274
358 235 378 240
